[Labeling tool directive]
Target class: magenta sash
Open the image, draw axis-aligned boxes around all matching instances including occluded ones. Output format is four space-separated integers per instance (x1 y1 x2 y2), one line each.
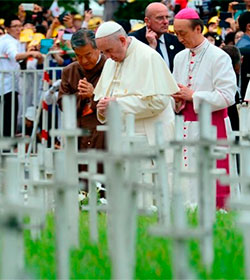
182 101 230 209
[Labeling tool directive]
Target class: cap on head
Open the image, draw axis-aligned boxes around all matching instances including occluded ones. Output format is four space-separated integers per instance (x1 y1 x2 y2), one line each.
174 8 200 20
95 21 122 39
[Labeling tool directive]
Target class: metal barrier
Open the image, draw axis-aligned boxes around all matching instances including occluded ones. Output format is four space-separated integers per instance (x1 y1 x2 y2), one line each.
0 49 74 155
0 69 43 137
39 49 74 150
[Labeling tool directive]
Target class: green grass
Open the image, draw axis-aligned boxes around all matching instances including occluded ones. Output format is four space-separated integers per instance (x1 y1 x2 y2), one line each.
23 210 245 279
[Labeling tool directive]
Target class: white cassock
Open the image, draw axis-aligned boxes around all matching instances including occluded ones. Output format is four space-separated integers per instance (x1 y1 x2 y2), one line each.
94 37 179 207
94 37 179 156
173 38 237 207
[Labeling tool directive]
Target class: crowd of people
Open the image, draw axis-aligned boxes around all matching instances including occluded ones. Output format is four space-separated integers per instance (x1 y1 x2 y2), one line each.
0 0 250 208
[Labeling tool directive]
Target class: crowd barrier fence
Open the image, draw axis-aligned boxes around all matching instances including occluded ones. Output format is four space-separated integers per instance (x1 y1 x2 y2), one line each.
0 49 74 155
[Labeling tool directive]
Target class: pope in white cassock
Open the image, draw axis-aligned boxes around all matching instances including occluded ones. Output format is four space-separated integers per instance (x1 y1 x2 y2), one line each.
172 8 237 209
93 21 179 206
94 21 179 152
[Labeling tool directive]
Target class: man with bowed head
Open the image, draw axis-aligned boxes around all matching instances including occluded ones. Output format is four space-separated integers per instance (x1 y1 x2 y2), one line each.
172 8 237 208
94 21 179 204
129 2 184 72
58 28 106 151
94 21 178 146
58 28 107 195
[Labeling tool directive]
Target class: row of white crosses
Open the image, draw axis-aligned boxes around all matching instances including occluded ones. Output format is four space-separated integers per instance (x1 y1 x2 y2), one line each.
0 138 43 279
74 99 226 279
150 104 250 279
149 102 220 279
26 98 250 280
222 106 250 279
1 94 250 279
50 94 167 279
41 95 176 279
76 99 172 279
0 96 84 279
0 97 227 279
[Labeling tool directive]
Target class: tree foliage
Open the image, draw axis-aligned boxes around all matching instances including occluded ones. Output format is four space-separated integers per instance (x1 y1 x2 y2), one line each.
114 0 161 21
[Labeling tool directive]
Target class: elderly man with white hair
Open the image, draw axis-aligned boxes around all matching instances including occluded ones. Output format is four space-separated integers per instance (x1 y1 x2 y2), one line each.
94 21 178 148
93 21 179 206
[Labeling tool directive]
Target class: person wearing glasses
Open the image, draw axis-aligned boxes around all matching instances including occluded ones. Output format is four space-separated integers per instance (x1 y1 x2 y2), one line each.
0 15 43 137
129 2 184 72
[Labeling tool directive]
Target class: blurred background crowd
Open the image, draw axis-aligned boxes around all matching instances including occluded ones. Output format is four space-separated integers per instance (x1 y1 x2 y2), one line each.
0 0 249 69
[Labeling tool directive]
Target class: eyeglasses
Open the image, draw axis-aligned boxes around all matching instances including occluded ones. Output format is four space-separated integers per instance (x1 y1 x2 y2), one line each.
10 24 23 28
155 16 169 22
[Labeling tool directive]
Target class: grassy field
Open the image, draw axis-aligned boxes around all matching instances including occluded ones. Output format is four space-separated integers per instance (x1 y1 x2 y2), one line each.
23 210 245 279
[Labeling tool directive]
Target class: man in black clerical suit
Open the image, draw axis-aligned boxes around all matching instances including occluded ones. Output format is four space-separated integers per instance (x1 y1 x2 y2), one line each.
129 2 184 72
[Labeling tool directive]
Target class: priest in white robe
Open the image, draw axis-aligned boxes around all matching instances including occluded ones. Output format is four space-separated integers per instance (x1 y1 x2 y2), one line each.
172 8 237 208
94 21 179 155
93 21 179 207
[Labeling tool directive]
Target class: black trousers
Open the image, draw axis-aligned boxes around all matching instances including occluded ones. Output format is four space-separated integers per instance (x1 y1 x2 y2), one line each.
1 91 19 137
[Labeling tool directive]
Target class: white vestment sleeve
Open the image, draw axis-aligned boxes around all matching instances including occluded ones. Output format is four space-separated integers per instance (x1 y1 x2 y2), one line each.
117 94 170 119
97 95 170 123
192 54 237 113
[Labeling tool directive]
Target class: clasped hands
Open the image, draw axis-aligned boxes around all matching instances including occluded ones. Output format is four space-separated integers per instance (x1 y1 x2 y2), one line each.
172 84 194 102
78 78 94 99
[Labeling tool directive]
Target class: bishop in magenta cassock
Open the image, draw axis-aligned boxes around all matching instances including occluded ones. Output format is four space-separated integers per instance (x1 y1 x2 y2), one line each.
172 8 237 208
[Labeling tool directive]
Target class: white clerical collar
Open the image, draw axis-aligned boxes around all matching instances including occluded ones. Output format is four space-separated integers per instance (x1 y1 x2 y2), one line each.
190 38 209 55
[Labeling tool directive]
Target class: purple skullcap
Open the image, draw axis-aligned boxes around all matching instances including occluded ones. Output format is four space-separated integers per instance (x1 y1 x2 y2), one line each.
175 8 200 20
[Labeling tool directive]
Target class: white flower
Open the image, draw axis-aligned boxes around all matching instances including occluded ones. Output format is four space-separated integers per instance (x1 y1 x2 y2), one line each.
96 182 106 192
78 193 85 202
185 202 198 212
148 205 158 212
218 208 228 214
99 198 107 205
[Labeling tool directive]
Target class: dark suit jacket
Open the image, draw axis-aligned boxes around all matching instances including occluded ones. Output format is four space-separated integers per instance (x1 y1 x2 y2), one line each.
129 26 184 72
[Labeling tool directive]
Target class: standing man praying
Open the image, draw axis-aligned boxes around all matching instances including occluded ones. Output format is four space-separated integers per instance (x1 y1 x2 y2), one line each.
172 8 237 208
58 28 106 151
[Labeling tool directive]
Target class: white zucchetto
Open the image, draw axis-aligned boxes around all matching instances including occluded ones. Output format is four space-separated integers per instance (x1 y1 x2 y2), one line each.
95 21 122 39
